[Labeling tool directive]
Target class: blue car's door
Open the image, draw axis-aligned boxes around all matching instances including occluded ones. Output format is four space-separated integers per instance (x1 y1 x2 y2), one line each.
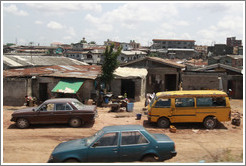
87 132 119 162
119 131 150 162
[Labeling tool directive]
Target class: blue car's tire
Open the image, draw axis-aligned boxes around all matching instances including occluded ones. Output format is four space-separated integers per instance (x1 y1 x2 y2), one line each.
64 158 79 163
142 155 159 162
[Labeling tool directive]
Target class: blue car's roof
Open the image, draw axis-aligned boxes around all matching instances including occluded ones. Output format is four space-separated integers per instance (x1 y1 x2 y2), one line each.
101 125 146 132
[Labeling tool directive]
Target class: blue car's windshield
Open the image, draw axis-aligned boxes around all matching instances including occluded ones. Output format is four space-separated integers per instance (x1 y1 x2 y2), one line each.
86 130 104 146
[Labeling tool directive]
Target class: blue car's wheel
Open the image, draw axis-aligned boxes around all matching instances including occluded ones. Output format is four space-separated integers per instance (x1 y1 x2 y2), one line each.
64 158 79 163
142 155 159 162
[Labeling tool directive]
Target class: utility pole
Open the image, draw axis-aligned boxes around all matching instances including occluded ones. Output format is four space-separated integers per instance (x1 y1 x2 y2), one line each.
29 42 34 64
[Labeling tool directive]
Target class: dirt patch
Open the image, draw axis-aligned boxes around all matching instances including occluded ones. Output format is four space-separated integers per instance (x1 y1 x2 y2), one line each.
2 99 243 163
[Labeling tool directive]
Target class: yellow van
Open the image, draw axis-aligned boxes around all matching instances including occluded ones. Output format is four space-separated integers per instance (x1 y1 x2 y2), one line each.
147 90 231 129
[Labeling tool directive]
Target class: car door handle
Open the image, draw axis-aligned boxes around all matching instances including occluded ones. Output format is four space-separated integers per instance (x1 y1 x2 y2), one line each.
112 148 118 151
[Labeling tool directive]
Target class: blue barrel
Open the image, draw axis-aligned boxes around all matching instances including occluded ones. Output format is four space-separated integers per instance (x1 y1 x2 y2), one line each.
104 97 109 104
136 113 142 120
127 103 134 112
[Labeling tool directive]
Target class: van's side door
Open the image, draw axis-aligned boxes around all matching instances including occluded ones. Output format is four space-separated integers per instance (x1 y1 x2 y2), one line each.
172 97 196 123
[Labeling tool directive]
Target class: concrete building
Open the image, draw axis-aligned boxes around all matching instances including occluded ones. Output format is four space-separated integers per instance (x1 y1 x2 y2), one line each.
118 50 147 63
208 55 243 68
152 39 195 49
129 40 140 50
226 37 242 47
207 44 233 56
167 48 197 59
195 45 208 59
111 67 148 101
3 65 101 106
182 63 243 99
121 57 185 93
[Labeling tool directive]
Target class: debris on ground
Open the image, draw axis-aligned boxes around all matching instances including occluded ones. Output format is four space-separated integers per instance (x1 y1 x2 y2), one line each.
231 112 241 126
192 129 199 133
169 125 177 133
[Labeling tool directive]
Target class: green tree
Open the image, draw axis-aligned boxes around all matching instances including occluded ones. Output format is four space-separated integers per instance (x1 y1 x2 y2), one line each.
101 44 122 91
80 38 87 43
89 41 96 44
148 52 158 57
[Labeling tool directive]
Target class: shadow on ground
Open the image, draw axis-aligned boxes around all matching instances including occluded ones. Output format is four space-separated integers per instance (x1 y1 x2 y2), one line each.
142 120 228 130
8 122 95 129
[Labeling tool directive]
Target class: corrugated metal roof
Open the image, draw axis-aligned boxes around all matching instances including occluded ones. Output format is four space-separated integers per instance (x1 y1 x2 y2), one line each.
168 48 195 51
153 39 195 42
3 65 102 80
121 51 147 56
114 67 148 79
121 57 185 69
3 55 88 68
194 63 242 73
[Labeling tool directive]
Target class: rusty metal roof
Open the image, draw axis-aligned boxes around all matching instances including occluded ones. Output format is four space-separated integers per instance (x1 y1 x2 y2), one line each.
3 65 102 80
121 57 186 69
3 55 88 68
153 39 196 42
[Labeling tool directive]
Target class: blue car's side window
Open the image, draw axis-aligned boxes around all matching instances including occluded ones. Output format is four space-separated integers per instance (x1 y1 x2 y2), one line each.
95 132 118 147
121 131 148 145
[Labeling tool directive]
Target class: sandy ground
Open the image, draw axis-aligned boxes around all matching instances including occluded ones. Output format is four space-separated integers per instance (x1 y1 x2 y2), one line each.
2 99 244 163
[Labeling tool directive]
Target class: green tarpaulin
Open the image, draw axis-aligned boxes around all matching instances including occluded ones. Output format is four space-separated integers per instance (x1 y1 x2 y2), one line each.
52 80 84 94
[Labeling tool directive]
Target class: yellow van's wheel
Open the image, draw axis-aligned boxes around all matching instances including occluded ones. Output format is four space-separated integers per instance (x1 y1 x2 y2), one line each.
157 117 170 128
203 116 217 129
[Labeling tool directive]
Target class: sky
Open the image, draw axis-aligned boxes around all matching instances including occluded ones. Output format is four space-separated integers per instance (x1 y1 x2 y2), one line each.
2 1 245 47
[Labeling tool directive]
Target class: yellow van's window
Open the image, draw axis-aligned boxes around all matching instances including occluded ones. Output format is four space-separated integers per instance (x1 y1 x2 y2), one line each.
197 97 226 107
154 99 171 108
175 98 194 107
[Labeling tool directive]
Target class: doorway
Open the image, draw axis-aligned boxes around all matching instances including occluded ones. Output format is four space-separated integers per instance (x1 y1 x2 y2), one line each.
39 83 48 102
165 74 177 91
121 79 135 99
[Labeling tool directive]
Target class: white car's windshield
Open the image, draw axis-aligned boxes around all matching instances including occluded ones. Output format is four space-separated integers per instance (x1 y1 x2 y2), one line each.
72 101 85 110
86 130 104 146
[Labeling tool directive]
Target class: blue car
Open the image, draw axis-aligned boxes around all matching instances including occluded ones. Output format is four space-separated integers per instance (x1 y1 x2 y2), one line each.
48 125 177 163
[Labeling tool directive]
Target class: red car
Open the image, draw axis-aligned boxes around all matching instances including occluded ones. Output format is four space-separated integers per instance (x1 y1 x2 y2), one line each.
11 98 98 129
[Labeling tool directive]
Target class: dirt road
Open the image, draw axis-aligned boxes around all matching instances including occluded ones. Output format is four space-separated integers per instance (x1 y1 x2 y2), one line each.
2 99 243 163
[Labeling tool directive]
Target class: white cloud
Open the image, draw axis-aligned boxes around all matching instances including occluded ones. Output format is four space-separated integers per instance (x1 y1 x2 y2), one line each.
161 23 174 30
3 4 28 16
180 33 192 39
85 14 113 32
35 20 43 25
197 14 243 44
26 3 102 14
47 21 64 30
217 16 243 31
175 21 189 26
85 3 179 32
66 27 76 36
63 36 72 40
